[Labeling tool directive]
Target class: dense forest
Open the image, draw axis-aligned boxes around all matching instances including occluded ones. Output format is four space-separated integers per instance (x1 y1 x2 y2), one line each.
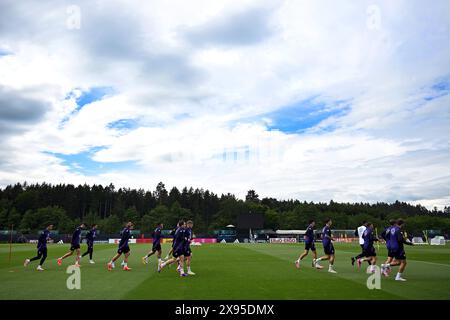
0 182 449 235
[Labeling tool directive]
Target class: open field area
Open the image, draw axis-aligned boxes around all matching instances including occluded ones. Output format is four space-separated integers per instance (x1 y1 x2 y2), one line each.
0 242 449 300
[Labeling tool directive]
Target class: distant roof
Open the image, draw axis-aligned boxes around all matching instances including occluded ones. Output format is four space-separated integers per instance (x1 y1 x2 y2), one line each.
255 229 276 234
276 230 306 235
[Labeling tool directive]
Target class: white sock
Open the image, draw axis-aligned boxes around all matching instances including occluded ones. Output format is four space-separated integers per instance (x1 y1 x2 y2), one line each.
396 272 402 278
316 258 322 262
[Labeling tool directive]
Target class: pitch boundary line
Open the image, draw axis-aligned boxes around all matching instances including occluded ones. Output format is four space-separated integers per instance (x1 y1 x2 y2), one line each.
333 249 450 268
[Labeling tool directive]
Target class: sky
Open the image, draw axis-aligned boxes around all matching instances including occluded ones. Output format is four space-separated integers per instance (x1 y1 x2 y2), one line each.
0 0 449 209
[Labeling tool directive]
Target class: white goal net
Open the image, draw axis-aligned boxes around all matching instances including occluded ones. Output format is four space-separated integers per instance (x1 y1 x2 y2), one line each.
412 237 427 245
430 236 446 246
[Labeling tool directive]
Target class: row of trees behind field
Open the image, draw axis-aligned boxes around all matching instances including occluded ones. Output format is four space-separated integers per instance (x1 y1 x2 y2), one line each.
1 182 449 235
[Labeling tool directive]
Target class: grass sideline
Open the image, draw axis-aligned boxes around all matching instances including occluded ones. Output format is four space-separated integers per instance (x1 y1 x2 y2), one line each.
0 242 449 300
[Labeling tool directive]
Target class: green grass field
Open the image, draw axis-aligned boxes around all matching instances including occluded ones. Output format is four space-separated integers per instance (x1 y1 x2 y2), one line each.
1 242 449 300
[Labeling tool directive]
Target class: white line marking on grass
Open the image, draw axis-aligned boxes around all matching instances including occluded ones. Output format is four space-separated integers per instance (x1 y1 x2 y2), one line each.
335 249 450 268
411 260 450 268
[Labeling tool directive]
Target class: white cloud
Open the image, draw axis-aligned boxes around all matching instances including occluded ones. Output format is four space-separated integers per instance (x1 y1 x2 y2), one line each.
0 0 449 209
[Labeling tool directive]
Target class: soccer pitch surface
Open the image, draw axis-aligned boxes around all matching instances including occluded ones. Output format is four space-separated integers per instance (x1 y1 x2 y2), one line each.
1 243 449 300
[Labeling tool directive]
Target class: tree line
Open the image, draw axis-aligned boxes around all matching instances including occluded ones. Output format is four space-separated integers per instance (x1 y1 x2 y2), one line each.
0 182 449 235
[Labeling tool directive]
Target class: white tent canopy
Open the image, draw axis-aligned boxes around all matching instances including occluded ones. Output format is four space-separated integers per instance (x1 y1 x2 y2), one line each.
275 230 306 235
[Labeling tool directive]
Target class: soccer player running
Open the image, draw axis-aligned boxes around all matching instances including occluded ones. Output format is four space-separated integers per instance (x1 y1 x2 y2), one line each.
184 220 195 275
81 224 97 264
108 221 134 271
159 220 188 277
24 224 53 271
381 219 413 281
356 222 378 272
380 219 396 276
164 222 180 261
351 221 368 266
142 222 163 267
295 220 323 269
57 223 85 267
314 219 337 273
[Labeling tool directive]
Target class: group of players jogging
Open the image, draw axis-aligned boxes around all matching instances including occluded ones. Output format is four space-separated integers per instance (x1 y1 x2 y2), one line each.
24 216 412 281
23 219 196 277
294 218 413 281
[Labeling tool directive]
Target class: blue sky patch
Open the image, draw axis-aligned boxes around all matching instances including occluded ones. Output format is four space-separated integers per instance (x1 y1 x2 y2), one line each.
60 86 115 128
46 148 137 176
75 86 115 109
107 119 138 131
257 98 351 134
431 79 450 92
424 76 450 101
64 86 115 110
0 49 12 57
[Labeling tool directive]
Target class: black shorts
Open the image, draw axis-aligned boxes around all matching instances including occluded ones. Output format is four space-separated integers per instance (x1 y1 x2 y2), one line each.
173 248 184 258
392 249 406 260
323 243 335 255
152 243 161 252
305 242 316 251
183 247 191 257
362 246 376 257
118 246 130 254
70 243 80 251
37 247 47 256
387 248 395 258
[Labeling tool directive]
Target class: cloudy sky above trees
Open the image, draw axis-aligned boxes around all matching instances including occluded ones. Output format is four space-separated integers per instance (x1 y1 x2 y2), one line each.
0 0 449 208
